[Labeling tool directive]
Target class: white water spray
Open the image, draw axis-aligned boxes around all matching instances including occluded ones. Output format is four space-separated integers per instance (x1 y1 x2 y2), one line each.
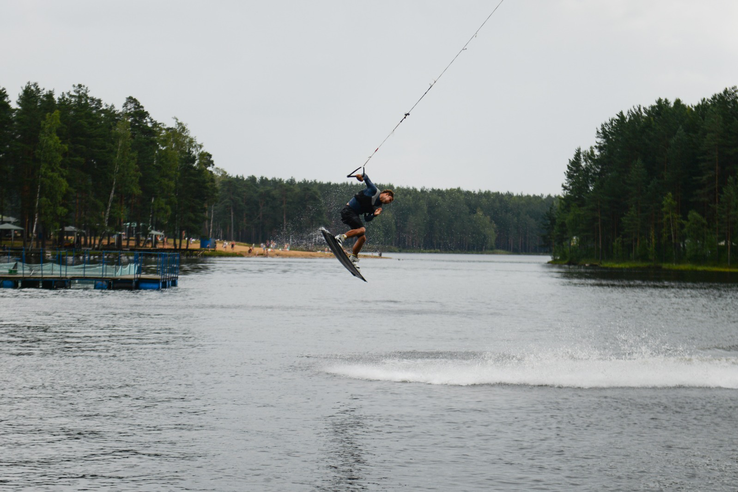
324 347 738 389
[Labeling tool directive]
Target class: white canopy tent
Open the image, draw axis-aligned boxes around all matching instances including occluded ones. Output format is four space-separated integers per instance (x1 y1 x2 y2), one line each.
148 230 165 248
0 222 24 247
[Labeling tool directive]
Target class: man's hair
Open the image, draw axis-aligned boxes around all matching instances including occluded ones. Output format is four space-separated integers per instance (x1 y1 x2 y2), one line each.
381 189 395 200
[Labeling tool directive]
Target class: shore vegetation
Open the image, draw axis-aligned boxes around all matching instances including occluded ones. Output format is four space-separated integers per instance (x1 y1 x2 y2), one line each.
543 87 738 270
0 82 552 254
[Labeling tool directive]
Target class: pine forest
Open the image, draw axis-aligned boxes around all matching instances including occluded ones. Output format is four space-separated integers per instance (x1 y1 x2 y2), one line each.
546 87 738 266
5 82 738 262
0 83 552 254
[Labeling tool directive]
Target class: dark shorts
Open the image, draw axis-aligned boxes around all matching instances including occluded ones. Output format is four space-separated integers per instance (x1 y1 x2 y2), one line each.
341 205 364 230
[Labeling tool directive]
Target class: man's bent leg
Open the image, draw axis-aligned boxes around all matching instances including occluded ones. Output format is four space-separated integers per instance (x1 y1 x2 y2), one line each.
337 226 364 248
353 235 366 256
345 227 365 239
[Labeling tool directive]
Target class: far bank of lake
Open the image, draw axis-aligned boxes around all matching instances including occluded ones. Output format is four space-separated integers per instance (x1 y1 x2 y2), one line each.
549 258 738 275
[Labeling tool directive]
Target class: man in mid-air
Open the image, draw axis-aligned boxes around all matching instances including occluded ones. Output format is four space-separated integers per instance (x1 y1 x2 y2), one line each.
335 173 394 270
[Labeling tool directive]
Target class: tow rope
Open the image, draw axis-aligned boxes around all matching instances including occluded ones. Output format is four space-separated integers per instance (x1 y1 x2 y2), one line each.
347 0 506 178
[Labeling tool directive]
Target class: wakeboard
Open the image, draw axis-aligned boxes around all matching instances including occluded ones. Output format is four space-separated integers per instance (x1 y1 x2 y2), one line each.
320 227 367 282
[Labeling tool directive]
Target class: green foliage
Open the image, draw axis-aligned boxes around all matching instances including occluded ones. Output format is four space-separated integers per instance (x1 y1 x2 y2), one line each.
10 83 56 235
552 87 738 266
471 208 497 251
0 87 13 219
662 192 680 263
207 174 551 252
0 81 553 252
56 85 114 235
719 176 738 265
160 119 215 247
103 118 139 231
36 110 68 232
685 210 709 262
0 82 217 247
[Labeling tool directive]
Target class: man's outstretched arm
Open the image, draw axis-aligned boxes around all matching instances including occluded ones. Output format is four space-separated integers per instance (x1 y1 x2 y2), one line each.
357 174 378 196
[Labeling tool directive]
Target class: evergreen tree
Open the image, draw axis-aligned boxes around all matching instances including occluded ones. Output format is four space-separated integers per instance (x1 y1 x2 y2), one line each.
122 96 160 243
102 118 139 244
684 210 709 263
33 110 67 246
553 86 738 266
719 176 738 265
57 84 115 238
661 192 680 264
12 83 57 242
0 87 14 219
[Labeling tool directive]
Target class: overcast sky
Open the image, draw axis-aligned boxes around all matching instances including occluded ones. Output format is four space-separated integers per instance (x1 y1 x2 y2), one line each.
2 0 737 196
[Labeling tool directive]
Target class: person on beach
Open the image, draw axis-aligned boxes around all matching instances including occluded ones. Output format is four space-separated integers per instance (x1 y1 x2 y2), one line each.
335 173 394 270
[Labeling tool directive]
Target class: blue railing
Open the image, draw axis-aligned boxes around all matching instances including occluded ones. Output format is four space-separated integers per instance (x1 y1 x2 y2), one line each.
0 249 180 281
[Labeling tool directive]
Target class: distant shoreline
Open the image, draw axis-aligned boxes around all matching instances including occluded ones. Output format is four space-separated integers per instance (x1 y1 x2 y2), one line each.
548 259 738 273
192 244 542 259
1 239 543 259
191 241 383 259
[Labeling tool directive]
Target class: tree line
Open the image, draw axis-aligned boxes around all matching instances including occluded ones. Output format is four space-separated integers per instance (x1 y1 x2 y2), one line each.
545 87 738 265
211 174 554 253
0 83 215 249
0 82 553 253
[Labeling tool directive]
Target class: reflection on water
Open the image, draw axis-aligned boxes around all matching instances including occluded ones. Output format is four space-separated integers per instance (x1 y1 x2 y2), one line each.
317 403 370 491
554 264 738 285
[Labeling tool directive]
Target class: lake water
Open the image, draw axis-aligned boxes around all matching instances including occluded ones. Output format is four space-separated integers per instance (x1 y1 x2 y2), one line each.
1 254 737 491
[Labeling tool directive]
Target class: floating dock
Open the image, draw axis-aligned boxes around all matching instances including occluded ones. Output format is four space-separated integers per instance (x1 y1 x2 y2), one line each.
0 249 179 290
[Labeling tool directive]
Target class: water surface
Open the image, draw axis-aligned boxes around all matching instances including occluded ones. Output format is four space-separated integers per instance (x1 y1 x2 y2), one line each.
1 254 737 490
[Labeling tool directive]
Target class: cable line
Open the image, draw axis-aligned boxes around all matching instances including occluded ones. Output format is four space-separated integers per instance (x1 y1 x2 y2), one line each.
347 0 506 178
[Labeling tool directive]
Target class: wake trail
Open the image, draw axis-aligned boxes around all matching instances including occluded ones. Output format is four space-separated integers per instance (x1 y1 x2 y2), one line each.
323 349 738 389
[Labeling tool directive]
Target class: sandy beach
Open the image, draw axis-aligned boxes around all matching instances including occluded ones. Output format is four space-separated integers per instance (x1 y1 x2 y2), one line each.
213 241 332 258
146 238 385 259
195 241 386 260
